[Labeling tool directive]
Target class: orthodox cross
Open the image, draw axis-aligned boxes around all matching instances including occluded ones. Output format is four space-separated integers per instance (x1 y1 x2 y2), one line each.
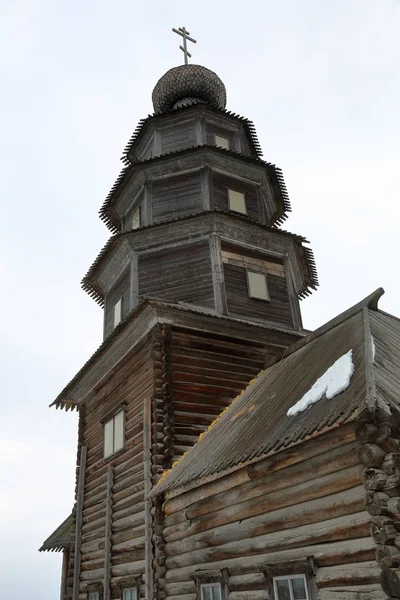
172 26 197 65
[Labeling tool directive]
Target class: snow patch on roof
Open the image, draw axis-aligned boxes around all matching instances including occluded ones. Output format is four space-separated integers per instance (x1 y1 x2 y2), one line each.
371 334 376 363
287 350 354 416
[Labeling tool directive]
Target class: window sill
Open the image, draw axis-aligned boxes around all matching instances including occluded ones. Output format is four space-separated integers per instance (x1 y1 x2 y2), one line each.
103 446 125 464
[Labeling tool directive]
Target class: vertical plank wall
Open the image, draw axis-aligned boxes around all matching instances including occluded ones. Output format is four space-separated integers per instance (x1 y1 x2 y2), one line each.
161 424 382 600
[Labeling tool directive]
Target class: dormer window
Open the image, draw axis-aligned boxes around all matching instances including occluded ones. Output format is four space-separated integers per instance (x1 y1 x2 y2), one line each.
247 270 270 301
214 134 229 150
114 298 122 328
228 189 246 215
104 409 124 458
131 207 141 230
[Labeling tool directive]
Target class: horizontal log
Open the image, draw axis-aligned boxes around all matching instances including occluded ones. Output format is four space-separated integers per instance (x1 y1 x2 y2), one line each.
316 561 380 587
229 592 268 600
165 537 375 583
80 567 104 581
371 516 397 545
355 422 379 444
112 536 145 554
365 491 389 516
165 465 363 539
165 511 370 569
376 544 400 568
184 442 360 520
165 486 365 550
317 584 383 599
111 559 146 577
112 511 145 532
81 538 105 554
111 524 145 546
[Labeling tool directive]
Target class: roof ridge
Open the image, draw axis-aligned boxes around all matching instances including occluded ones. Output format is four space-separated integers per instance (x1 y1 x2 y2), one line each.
285 288 385 359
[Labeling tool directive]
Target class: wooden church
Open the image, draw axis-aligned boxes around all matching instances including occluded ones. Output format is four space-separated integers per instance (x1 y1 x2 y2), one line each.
40 31 400 600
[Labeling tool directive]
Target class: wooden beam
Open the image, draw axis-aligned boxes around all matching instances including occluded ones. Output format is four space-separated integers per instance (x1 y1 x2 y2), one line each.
143 396 153 600
72 445 87 600
130 254 139 310
210 234 228 315
103 466 113 600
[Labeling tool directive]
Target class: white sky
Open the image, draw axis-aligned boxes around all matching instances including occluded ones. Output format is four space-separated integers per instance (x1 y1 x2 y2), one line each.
0 1 399 597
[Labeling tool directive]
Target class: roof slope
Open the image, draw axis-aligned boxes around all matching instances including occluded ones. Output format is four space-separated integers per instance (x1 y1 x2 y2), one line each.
153 288 399 496
39 512 74 552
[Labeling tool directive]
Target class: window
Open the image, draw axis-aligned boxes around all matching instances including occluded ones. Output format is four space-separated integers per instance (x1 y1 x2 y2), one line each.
214 134 229 149
228 189 246 214
88 593 100 600
273 575 309 600
200 583 222 600
104 409 124 458
123 589 138 600
131 207 140 230
247 270 270 301
114 298 122 328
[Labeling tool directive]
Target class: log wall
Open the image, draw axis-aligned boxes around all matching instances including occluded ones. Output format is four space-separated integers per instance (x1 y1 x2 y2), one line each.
211 171 260 221
162 424 383 600
77 335 154 600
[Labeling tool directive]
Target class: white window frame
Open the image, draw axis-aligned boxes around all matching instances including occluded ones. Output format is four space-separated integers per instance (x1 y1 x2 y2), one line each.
123 588 138 600
228 188 247 215
103 409 124 459
113 298 122 328
88 593 100 600
131 206 141 230
246 270 270 301
200 583 222 600
273 574 309 600
214 134 230 150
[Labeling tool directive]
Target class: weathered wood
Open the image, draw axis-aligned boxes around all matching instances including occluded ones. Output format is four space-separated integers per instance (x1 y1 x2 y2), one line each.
387 497 400 520
359 444 386 468
362 468 388 491
73 445 87 600
365 491 389 516
371 516 398 544
381 567 400 598
316 561 381 587
143 395 153 600
382 453 400 475
354 422 379 444
104 466 113 600
376 544 400 568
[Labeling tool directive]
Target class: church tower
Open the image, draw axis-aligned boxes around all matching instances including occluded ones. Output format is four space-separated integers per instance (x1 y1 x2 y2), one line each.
40 34 317 600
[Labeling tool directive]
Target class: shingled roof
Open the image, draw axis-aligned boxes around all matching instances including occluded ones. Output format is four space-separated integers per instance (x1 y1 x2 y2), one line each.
152 288 400 497
39 512 74 552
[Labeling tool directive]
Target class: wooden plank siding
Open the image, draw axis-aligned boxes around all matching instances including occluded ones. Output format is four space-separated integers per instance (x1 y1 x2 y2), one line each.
211 171 260 222
151 171 203 224
169 328 267 463
161 425 380 600
104 270 131 339
221 245 294 328
159 120 198 155
78 336 154 599
138 241 215 309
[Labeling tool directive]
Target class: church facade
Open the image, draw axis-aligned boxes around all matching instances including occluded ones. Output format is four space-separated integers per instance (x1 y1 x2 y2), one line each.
40 61 400 600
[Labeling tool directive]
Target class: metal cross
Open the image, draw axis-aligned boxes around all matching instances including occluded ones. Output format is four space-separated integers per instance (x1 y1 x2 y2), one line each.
172 26 197 65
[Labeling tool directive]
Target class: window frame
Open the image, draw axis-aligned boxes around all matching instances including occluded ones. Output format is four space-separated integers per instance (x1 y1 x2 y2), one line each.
246 269 270 301
131 206 141 230
227 188 247 215
214 134 230 150
192 569 228 600
113 297 122 328
103 408 125 459
122 587 138 600
87 583 103 600
200 583 222 600
273 574 309 600
264 558 317 600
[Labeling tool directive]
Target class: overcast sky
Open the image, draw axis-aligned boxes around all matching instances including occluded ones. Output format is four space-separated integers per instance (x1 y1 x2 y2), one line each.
0 1 399 598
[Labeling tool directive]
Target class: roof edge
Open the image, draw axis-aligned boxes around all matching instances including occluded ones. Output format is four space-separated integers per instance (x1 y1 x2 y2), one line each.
285 287 385 359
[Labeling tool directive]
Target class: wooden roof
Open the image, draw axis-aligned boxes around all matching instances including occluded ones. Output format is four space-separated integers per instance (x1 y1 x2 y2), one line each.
39 512 74 552
152 288 399 497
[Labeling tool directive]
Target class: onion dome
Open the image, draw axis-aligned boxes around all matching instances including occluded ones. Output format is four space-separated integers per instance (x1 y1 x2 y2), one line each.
152 64 227 113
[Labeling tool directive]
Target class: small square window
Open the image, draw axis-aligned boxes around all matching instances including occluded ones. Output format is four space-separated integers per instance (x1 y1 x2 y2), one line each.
200 583 222 600
228 189 246 214
123 588 138 600
214 134 229 150
131 207 140 230
273 575 309 600
114 298 122 328
247 270 270 301
104 409 124 459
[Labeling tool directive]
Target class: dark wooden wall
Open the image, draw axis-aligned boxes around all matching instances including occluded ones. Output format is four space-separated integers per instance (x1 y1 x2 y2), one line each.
104 270 131 338
138 241 215 309
152 172 203 224
159 120 197 155
161 424 380 600
78 336 154 599
211 171 260 221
